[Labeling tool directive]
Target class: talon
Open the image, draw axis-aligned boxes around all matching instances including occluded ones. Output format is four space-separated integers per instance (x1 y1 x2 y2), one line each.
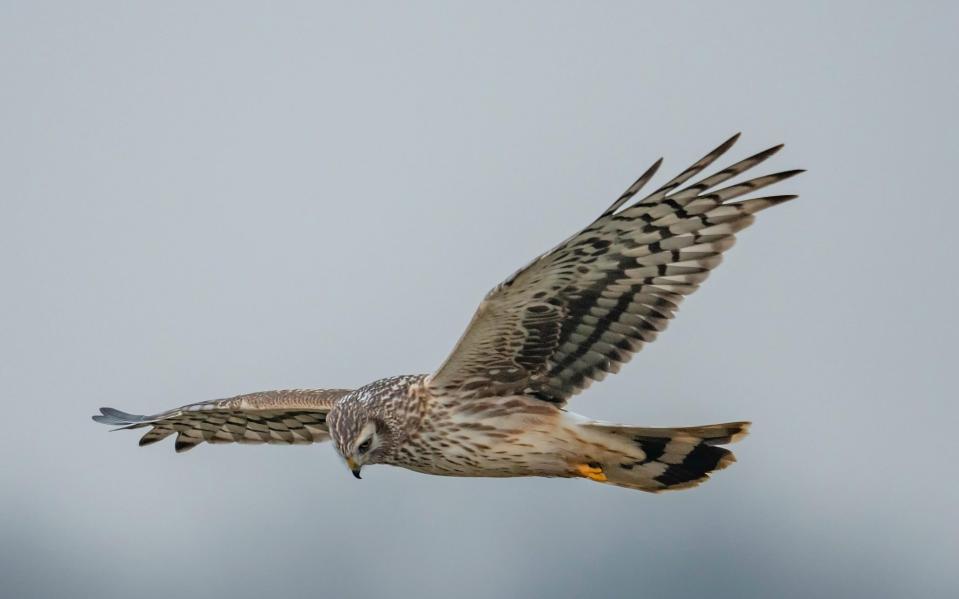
575 463 607 482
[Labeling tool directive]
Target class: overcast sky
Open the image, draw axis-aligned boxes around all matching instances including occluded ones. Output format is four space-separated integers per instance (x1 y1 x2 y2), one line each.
2 2 957 598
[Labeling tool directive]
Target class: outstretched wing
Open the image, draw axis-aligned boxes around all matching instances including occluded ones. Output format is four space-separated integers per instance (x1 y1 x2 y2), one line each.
429 134 801 405
93 389 352 452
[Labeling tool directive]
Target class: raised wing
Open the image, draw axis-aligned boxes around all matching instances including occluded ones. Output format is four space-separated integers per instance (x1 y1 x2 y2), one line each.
429 134 801 405
93 389 352 452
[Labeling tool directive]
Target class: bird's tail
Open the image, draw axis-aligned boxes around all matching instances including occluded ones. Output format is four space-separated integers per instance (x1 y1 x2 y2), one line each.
576 421 750 492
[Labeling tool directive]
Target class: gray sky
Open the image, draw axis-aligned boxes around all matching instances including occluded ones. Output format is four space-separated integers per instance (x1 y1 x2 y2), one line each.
2 2 957 598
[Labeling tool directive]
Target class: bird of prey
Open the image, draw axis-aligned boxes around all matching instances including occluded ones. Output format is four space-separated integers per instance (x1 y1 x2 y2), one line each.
94 134 801 492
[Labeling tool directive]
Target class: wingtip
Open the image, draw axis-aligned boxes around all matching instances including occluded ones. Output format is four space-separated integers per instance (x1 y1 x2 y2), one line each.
757 143 785 159
708 133 740 158
600 155 667 219
92 407 150 426
703 133 742 164
637 156 664 182
92 407 122 425
774 169 806 184
767 194 800 203
645 157 665 180
704 133 742 165
723 132 742 148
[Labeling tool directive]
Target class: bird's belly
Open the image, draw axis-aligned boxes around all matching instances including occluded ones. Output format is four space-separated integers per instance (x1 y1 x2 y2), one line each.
397 403 585 478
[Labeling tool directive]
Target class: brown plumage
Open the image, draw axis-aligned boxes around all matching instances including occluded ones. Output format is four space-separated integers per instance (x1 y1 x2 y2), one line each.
94 134 801 492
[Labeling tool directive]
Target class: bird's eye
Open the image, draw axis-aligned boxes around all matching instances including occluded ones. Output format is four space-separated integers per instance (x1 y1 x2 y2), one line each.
358 437 373 453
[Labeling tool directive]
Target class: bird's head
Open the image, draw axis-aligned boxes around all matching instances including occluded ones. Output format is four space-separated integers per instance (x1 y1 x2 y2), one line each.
326 400 393 479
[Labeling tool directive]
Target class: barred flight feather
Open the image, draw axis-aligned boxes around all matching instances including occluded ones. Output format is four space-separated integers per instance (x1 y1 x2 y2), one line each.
93 389 351 452
430 134 802 405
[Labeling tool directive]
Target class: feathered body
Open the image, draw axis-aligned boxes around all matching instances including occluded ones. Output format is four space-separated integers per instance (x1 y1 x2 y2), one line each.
95 134 799 493
324 374 747 491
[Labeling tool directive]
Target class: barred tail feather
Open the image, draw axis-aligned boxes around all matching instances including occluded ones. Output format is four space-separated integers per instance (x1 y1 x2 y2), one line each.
581 421 750 492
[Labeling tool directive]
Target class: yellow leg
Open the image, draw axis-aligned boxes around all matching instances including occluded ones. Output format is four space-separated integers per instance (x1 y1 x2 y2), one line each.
574 463 608 482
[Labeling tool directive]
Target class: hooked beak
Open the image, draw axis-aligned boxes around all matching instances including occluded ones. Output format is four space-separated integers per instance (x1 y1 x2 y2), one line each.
346 458 362 479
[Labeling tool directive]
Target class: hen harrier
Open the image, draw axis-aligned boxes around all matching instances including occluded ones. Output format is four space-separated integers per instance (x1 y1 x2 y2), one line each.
94 134 801 492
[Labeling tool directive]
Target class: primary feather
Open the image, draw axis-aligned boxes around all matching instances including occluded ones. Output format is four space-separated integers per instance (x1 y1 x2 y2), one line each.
428 134 802 404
